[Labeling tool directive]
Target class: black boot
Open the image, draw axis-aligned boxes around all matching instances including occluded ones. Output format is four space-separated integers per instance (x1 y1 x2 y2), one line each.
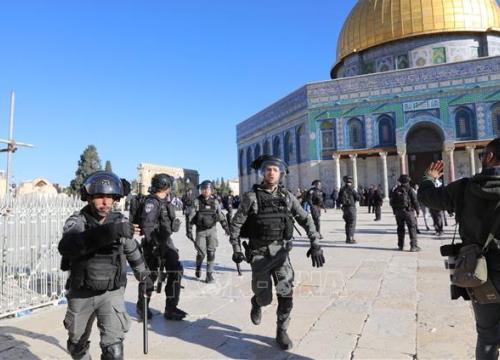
195 264 201 279
164 306 187 321
206 272 215 283
410 245 421 252
276 328 293 350
250 296 261 325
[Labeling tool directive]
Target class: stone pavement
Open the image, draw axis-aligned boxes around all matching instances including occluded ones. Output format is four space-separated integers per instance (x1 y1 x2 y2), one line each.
0 206 477 359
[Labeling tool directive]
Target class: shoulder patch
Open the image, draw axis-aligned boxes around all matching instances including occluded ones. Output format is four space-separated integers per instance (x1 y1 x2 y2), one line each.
144 201 155 214
63 214 84 233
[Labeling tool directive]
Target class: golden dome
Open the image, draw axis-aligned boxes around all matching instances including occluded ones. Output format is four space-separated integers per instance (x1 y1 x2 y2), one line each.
334 0 500 68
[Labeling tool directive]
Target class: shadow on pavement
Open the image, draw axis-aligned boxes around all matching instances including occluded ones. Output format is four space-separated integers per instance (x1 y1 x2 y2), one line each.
143 316 314 360
0 326 66 360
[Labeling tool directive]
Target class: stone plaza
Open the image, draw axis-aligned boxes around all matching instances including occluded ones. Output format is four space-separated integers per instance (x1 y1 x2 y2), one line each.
0 207 477 359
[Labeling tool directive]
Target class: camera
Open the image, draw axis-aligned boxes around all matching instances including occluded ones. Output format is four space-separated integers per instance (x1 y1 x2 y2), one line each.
440 243 470 301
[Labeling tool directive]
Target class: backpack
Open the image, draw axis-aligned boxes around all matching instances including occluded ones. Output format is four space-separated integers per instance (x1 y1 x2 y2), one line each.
391 185 410 209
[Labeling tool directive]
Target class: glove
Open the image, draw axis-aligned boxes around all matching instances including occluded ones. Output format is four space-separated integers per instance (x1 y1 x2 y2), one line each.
139 272 155 295
110 222 134 240
306 245 325 268
232 252 246 264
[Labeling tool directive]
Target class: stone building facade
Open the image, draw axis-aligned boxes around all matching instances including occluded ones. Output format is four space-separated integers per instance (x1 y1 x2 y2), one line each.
137 163 199 195
236 0 500 199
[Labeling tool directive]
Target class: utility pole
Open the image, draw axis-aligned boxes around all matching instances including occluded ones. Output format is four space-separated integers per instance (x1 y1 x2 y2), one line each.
0 92 34 198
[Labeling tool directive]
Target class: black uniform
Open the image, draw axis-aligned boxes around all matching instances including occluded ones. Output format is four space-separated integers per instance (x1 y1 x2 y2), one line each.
307 187 325 236
224 194 235 224
430 208 444 235
390 184 420 250
182 191 195 234
337 186 360 243
138 194 184 317
59 206 148 360
418 167 500 360
372 189 383 221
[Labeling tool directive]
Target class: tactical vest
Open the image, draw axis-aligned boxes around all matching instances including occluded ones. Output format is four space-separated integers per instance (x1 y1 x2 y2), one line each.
193 197 217 230
310 188 324 206
240 186 294 247
68 211 126 292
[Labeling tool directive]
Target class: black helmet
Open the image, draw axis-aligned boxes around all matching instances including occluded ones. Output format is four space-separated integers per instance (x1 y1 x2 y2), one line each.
343 175 353 183
199 180 213 190
398 174 411 184
251 154 288 174
150 173 173 193
80 171 123 201
312 179 321 186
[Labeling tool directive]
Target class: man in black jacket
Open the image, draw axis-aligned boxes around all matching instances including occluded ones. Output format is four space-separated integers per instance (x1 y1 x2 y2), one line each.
390 175 420 251
418 138 500 360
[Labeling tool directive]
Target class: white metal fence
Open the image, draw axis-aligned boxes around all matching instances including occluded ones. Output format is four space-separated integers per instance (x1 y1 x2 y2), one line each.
0 195 84 318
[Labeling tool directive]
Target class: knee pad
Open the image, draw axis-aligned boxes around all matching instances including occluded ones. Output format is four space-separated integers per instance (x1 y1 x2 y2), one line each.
207 250 216 262
101 341 124 360
67 339 90 360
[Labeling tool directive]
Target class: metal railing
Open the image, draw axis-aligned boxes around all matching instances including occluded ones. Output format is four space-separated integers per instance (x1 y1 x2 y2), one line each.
0 195 84 318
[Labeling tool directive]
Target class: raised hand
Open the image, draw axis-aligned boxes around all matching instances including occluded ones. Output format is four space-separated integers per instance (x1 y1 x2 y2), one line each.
425 160 444 179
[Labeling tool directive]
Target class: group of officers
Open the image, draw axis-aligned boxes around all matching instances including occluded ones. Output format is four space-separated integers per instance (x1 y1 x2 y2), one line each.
59 137 500 360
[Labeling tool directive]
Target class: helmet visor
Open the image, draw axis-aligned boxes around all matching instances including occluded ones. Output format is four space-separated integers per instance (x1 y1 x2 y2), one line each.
259 160 287 176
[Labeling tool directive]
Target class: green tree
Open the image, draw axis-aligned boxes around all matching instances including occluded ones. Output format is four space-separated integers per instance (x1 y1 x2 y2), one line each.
69 145 102 195
105 160 113 172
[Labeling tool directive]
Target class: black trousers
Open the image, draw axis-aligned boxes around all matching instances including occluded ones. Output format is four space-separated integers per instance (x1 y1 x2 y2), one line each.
342 206 357 241
394 208 417 247
430 209 444 233
473 273 500 360
374 205 381 220
311 205 322 234
139 238 183 310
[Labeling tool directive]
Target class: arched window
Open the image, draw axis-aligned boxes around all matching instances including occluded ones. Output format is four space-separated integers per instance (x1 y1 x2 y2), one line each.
296 125 307 163
378 115 395 146
320 121 336 159
254 144 261 160
492 103 500 136
455 107 474 139
284 132 293 164
348 118 365 149
238 150 244 176
246 147 252 175
273 136 281 158
263 140 270 155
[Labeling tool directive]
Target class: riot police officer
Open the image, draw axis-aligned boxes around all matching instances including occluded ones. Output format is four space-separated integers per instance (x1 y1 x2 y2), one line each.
58 171 153 360
306 180 326 239
337 175 360 243
137 173 187 321
229 155 325 350
390 175 420 251
181 188 195 235
224 190 236 224
187 180 230 283
418 138 500 360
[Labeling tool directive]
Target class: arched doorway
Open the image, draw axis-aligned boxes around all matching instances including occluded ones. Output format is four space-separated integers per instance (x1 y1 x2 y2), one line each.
406 123 444 182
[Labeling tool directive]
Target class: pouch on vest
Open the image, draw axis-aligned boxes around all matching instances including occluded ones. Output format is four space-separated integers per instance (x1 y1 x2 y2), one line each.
84 253 121 291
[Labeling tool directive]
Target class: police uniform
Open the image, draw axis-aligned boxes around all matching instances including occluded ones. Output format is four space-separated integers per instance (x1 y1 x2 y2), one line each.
372 188 383 221
230 183 322 349
224 193 235 224
188 195 229 282
138 193 185 319
390 177 420 251
181 191 195 234
306 182 325 238
337 177 360 243
59 206 147 360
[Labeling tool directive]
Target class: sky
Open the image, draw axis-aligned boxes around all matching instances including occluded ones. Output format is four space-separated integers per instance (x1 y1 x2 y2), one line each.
0 0 357 185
